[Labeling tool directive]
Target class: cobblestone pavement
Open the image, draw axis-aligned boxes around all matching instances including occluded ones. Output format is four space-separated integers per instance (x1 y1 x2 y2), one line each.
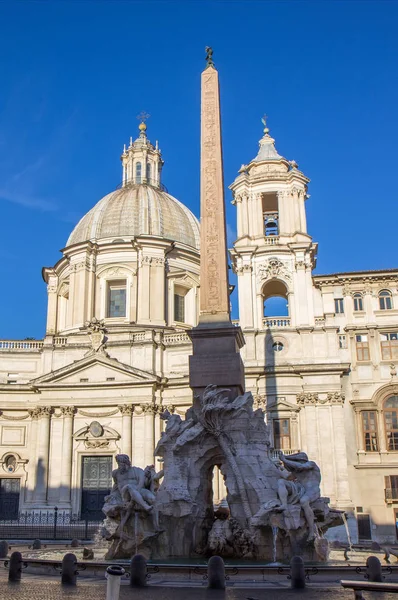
0 576 396 600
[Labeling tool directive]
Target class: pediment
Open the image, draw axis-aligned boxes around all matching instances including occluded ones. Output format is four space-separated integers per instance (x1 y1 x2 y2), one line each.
31 354 159 388
167 269 199 287
266 398 301 413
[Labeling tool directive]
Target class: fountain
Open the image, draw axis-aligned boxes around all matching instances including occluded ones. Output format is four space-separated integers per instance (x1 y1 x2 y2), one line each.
101 386 341 561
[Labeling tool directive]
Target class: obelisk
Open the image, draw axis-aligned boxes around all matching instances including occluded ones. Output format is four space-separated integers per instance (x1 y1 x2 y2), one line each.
188 48 245 402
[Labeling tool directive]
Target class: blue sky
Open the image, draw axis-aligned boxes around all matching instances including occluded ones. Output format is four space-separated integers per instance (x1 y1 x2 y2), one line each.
0 0 397 338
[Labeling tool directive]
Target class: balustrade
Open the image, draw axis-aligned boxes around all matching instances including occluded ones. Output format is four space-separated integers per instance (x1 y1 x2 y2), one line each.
263 317 291 328
264 236 279 245
0 340 44 351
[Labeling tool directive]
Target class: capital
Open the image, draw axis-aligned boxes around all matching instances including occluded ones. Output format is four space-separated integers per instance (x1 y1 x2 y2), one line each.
118 404 134 416
61 406 75 417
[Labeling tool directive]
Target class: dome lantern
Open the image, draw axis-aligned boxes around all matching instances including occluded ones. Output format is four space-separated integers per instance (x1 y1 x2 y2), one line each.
121 113 164 188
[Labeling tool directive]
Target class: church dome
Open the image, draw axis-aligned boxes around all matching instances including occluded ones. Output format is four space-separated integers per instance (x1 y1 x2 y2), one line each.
66 121 200 250
66 183 200 249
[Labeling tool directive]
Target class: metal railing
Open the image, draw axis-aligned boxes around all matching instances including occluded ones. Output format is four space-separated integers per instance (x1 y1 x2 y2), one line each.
385 488 398 502
0 508 103 540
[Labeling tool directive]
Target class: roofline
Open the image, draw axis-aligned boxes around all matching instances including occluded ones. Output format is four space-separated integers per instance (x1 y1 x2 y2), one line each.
313 268 398 280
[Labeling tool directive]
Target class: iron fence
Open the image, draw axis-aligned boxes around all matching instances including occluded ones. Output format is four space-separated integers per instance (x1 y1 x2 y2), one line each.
0 507 104 540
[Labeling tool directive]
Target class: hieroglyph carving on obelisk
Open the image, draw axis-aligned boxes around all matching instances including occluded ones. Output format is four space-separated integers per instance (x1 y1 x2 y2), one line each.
200 59 230 323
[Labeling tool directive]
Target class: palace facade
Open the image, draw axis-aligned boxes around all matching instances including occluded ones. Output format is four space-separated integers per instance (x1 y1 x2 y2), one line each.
1 118 397 544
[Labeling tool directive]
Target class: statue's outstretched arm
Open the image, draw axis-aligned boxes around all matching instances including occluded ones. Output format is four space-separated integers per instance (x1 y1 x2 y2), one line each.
281 456 313 472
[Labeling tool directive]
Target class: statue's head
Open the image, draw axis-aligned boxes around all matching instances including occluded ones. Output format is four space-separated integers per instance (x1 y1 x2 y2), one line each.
116 454 131 471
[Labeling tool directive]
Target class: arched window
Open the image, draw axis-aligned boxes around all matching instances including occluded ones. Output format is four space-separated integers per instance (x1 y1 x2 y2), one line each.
265 220 278 236
379 290 393 310
262 280 289 328
146 163 151 182
384 396 398 451
135 162 142 183
353 293 363 312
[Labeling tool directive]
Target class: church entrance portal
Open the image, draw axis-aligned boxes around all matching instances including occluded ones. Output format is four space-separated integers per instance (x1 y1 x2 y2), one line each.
81 456 112 520
0 478 20 519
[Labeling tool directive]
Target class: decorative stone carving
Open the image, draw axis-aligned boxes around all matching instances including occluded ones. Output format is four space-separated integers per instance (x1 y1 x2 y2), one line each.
296 393 319 405
118 405 134 416
257 257 291 284
89 421 104 438
0 412 30 421
235 264 252 275
107 385 339 561
326 392 345 404
84 318 109 357
37 406 52 418
297 392 344 406
28 408 40 420
60 406 75 417
102 454 164 559
78 408 119 418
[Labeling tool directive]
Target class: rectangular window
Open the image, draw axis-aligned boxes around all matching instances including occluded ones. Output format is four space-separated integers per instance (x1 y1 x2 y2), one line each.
362 411 378 451
385 409 398 451
353 295 364 312
107 280 127 318
380 333 398 360
273 418 291 450
339 335 347 349
334 298 344 314
356 334 370 361
174 294 185 323
385 476 398 502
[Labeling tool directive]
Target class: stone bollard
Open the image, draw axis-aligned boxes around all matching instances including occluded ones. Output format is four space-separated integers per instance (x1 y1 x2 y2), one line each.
106 565 125 600
0 540 9 558
61 553 77 585
71 539 79 548
290 555 306 589
366 555 382 582
8 551 23 583
207 556 226 590
32 539 41 550
129 554 147 587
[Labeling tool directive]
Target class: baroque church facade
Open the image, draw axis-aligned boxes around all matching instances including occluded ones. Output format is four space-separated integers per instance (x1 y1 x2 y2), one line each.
1 118 398 544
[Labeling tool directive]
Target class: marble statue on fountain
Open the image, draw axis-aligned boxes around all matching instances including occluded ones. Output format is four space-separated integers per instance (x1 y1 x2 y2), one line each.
102 454 163 559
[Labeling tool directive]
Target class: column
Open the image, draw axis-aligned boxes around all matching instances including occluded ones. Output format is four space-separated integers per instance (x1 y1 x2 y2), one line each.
46 277 58 335
33 407 52 505
331 399 352 505
150 257 166 324
84 252 96 323
138 255 151 322
298 190 307 233
59 406 75 504
254 192 264 237
26 409 39 503
143 405 155 466
302 402 320 463
234 195 242 238
119 404 134 458
237 266 253 329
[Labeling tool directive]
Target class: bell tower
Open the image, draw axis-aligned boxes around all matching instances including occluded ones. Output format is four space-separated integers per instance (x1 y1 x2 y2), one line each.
230 118 318 331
